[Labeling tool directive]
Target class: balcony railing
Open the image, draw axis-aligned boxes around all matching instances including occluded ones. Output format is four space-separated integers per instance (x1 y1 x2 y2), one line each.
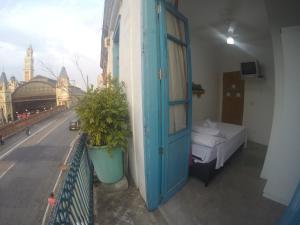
48 134 94 225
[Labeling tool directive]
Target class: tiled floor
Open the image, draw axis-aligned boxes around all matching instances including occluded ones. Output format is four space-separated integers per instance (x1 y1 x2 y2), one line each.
95 142 285 225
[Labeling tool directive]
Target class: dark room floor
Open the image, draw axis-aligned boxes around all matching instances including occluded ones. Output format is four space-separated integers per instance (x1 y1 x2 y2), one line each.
159 142 285 225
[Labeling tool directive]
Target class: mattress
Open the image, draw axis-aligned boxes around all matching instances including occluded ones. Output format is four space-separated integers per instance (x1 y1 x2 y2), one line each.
192 122 247 169
192 143 217 163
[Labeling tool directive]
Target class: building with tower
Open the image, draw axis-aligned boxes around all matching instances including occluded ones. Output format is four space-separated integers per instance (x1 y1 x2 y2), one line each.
0 46 84 125
23 45 34 82
0 72 13 124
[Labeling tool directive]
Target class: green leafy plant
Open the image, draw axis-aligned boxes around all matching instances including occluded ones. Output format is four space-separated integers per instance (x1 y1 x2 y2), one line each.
76 77 131 153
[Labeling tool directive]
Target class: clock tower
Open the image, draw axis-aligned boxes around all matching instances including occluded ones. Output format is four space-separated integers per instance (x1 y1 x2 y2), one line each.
23 45 34 82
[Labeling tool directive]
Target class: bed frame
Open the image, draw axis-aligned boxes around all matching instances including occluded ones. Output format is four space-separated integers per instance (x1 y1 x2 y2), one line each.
189 144 244 186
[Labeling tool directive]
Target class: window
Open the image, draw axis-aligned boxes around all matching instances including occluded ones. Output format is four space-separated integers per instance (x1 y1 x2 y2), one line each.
112 16 120 79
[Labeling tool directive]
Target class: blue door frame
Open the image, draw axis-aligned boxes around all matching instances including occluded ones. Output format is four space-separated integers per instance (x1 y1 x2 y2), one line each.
142 0 192 210
141 0 162 210
113 16 120 79
278 181 300 225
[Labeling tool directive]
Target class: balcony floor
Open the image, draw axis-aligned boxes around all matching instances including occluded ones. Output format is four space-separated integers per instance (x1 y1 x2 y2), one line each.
94 142 285 225
94 179 168 225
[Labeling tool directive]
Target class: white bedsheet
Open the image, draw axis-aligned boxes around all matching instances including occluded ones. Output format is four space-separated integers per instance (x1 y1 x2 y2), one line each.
192 122 247 169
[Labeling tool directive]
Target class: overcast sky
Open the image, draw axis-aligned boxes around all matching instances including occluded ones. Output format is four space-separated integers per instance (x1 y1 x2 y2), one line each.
0 0 104 90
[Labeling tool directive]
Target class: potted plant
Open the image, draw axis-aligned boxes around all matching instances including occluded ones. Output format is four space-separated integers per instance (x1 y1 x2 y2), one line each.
76 77 131 184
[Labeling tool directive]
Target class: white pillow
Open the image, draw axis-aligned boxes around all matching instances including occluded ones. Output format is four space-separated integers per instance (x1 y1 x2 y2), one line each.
191 132 226 147
204 119 217 128
192 126 221 136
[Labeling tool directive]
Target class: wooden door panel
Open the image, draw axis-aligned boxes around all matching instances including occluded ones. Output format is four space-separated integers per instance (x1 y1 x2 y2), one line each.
222 71 244 125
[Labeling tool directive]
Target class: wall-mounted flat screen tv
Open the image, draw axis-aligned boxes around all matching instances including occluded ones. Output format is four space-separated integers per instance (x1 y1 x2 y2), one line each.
240 61 262 78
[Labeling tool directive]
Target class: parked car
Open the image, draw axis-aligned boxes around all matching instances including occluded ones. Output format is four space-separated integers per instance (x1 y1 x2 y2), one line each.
69 119 80 131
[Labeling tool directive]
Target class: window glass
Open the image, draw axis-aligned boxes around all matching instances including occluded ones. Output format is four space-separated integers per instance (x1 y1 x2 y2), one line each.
169 104 187 134
166 11 185 42
167 40 187 101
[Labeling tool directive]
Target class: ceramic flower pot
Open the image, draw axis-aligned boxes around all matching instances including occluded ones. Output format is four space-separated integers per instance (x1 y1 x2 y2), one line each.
88 146 124 184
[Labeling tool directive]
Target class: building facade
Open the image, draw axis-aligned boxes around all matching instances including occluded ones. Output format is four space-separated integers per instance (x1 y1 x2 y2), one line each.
100 0 300 212
0 72 13 124
8 76 18 93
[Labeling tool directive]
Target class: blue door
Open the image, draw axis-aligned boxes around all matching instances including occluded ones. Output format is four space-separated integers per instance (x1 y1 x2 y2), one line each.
158 1 192 202
278 181 300 225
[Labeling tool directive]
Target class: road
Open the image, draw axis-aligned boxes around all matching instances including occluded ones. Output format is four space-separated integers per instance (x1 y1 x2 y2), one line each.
0 110 79 225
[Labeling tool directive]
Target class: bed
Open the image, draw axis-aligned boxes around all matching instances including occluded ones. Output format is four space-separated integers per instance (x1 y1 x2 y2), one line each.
190 121 247 186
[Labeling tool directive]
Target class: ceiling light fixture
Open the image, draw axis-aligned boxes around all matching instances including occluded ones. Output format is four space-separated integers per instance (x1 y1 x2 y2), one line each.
227 36 235 45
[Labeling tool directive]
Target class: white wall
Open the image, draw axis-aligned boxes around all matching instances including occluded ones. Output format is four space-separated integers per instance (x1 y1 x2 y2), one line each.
111 0 146 201
190 35 220 122
217 38 275 145
262 26 300 205
260 0 300 206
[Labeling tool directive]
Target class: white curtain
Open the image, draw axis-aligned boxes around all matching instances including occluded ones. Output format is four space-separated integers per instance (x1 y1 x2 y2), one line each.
166 11 187 134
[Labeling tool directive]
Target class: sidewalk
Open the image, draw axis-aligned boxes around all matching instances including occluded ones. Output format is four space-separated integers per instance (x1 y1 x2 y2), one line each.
94 178 168 225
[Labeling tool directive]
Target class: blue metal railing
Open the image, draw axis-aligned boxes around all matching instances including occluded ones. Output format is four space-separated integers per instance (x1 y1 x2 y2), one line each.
48 134 94 225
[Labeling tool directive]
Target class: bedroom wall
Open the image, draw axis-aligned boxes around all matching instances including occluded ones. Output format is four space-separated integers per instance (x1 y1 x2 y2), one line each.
190 35 220 123
116 0 146 201
261 0 300 206
216 38 275 146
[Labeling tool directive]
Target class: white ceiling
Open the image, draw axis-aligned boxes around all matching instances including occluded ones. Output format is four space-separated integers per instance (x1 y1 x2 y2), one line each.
180 0 271 44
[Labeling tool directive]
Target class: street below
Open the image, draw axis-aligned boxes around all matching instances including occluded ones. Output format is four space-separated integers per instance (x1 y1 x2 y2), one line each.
0 110 79 225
